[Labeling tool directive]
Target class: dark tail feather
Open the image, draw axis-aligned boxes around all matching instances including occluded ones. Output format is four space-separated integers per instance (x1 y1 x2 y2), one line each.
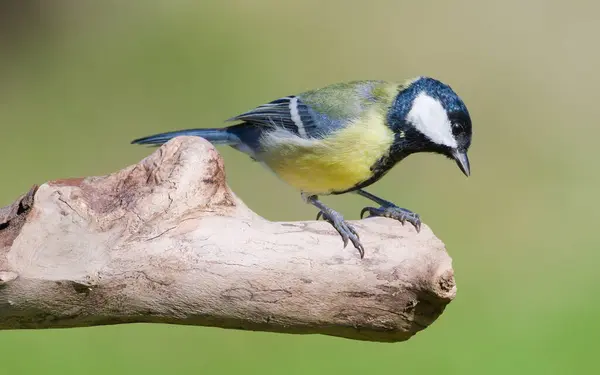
131 128 239 146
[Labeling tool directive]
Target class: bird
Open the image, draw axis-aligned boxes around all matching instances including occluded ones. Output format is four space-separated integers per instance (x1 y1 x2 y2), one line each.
131 76 472 258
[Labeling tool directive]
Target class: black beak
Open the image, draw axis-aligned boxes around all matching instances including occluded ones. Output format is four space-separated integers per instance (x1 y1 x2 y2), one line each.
452 150 470 177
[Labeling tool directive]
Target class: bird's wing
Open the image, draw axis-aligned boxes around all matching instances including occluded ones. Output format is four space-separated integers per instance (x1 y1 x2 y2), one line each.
227 80 398 139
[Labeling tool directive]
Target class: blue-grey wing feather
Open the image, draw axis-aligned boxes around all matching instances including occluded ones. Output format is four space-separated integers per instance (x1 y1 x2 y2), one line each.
228 95 324 138
227 81 389 139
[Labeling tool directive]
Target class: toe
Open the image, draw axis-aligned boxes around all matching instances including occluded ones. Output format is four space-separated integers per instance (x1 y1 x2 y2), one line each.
332 222 350 248
341 232 349 248
405 213 421 232
360 206 383 219
338 222 365 257
346 223 360 239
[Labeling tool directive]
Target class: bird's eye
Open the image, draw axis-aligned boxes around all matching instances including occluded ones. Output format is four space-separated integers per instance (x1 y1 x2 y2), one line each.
451 122 463 136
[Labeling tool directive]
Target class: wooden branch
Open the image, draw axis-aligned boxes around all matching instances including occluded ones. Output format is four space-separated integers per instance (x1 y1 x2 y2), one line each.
0 137 456 342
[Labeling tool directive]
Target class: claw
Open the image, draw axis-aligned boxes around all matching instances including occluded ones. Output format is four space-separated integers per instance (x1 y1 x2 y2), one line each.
360 207 369 219
316 209 365 258
359 205 421 233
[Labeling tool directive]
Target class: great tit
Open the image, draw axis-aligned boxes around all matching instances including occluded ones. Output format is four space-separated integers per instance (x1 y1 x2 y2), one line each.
132 76 472 258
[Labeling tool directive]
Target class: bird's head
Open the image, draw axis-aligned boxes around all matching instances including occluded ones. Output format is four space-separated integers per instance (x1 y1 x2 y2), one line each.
387 76 472 176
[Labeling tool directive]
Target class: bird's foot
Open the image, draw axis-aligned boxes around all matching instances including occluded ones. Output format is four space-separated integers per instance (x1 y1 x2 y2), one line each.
360 204 422 232
316 209 365 258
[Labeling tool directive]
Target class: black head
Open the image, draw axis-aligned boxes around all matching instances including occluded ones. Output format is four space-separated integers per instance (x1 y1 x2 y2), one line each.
387 76 472 176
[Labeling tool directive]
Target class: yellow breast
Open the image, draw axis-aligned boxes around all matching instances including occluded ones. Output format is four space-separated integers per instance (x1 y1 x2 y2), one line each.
259 110 395 194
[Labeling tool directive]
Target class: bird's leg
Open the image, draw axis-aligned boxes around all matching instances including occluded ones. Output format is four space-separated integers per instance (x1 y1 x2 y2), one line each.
302 193 365 258
355 189 422 232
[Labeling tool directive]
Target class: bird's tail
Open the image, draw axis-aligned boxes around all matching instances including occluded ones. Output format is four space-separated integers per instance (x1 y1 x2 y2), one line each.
131 128 240 146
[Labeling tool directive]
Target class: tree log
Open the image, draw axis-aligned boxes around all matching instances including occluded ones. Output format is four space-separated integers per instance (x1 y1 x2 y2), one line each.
0 136 456 342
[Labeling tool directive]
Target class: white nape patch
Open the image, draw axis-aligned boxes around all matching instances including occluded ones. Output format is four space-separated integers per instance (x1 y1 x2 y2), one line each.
289 97 307 137
406 93 457 148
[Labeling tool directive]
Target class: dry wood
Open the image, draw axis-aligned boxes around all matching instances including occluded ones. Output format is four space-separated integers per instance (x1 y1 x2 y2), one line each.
0 136 456 342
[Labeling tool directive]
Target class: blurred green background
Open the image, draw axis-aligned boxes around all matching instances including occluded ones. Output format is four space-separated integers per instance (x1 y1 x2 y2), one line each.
1 0 598 374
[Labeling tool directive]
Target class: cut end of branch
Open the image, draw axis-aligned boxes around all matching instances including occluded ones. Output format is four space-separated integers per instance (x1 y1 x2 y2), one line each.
0 136 457 343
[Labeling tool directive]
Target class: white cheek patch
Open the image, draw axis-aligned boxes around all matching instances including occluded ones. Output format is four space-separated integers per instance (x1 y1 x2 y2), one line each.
406 92 457 148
